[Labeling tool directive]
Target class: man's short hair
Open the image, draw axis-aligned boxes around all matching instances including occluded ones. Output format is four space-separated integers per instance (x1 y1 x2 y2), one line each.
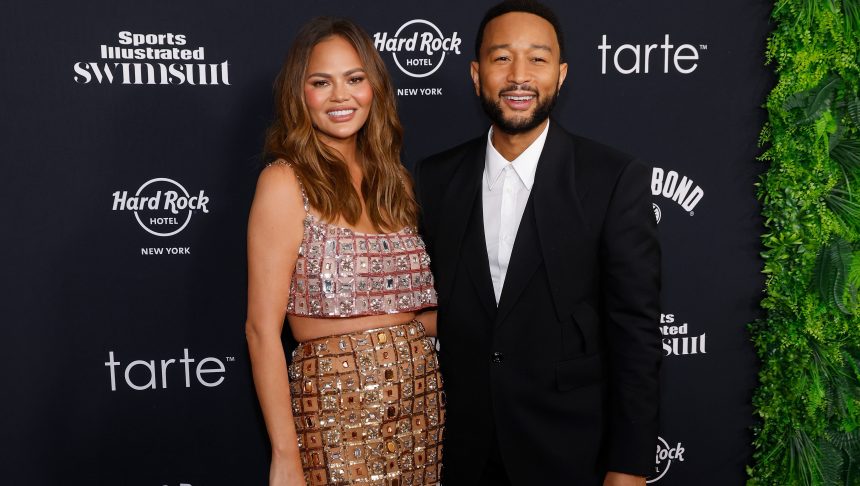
474 0 566 61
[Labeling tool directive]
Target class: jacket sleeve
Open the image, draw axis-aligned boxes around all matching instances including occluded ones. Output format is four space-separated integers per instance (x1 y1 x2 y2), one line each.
599 158 662 476
412 158 437 266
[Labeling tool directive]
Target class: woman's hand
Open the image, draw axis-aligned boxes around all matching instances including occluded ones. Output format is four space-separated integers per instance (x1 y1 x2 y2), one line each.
603 471 646 486
269 454 306 486
415 309 438 336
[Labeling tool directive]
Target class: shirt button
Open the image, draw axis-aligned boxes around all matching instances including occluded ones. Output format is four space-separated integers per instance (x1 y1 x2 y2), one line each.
490 351 504 363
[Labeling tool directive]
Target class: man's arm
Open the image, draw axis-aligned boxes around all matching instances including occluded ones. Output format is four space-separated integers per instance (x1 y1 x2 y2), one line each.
411 157 435 261
411 158 426 241
599 159 662 477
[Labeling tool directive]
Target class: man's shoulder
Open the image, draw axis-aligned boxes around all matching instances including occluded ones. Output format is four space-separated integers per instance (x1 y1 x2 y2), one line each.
417 133 485 172
557 128 636 168
573 134 632 161
544 123 649 196
551 125 643 180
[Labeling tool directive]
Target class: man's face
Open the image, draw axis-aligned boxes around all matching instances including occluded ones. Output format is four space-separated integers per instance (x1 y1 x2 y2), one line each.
471 12 567 134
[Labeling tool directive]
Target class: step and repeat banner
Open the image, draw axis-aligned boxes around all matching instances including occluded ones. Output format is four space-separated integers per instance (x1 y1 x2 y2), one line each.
1 0 770 484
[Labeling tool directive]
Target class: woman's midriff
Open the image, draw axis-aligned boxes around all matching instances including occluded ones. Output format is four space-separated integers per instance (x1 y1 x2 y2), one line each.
287 311 418 342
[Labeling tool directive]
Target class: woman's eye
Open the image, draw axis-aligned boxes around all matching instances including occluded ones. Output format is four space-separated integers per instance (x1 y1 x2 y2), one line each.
311 80 329 87
348 76 365 84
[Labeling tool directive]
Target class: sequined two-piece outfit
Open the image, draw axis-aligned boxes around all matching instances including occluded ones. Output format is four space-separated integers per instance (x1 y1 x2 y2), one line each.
276 162 444 486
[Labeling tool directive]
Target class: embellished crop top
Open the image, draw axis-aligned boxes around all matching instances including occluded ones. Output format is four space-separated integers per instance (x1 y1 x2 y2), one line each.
272 162 438 317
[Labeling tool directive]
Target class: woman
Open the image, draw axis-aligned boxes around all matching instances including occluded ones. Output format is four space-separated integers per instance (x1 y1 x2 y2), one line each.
246 17 443 486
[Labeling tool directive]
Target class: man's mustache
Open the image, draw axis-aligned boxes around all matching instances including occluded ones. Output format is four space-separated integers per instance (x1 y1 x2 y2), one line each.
498 84 539 96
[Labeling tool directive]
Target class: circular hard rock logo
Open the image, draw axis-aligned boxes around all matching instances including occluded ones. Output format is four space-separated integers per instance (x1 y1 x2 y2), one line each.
647 436 686 483
373 19 462 78
112 177 209 237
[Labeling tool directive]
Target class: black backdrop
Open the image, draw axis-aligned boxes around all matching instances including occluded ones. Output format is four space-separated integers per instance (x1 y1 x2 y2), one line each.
1 1 771 484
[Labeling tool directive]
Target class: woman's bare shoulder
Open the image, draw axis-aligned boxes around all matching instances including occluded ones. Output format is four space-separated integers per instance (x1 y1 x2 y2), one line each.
252 159 305 220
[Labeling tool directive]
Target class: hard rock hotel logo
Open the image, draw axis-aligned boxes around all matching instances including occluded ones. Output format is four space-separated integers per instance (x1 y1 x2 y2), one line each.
111 177 210 255
374 19 461 98
647 436 686 483
73 31 230 86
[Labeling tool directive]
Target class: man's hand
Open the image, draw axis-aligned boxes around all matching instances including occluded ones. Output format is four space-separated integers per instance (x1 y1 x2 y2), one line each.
603 471 647 486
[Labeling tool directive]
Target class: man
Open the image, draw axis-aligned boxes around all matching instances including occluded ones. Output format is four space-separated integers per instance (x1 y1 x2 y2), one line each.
413 1 661 484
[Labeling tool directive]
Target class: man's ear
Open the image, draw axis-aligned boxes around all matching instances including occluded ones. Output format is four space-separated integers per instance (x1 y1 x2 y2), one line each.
558 62 568 91
470 61 481 97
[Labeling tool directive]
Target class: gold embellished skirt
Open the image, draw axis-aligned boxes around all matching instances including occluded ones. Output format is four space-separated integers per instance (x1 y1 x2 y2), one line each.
289 320 445 485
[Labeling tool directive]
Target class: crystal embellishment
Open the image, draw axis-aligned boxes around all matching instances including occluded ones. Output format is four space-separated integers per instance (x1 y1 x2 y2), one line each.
285 207 436 317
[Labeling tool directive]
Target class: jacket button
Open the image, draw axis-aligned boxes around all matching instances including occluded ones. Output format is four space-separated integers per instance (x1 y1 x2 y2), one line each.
491 351 504 363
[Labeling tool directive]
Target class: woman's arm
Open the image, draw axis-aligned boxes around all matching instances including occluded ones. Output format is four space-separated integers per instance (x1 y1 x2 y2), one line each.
245 163 306 486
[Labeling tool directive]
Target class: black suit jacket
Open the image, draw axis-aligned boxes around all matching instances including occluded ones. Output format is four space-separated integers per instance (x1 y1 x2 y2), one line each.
414 121 661 485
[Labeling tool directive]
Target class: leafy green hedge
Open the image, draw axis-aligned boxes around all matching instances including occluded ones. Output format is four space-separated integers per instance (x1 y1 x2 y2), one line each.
751 1 860 484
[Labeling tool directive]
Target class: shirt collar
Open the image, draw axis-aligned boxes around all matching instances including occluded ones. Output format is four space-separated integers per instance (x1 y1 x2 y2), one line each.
484 120 550 191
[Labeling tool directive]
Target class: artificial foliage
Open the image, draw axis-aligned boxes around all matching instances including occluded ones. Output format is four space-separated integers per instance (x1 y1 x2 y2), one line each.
752 0 860 484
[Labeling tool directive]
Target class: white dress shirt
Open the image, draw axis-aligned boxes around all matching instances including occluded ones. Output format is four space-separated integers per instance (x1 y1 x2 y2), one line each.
482 121 550 304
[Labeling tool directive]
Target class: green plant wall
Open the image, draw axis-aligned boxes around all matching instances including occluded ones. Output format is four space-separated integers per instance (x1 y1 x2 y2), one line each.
751 0 860 484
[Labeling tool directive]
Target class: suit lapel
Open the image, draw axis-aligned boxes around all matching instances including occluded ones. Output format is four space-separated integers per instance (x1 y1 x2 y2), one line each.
463 191 498 319
496 121 590 325
494 195 541 325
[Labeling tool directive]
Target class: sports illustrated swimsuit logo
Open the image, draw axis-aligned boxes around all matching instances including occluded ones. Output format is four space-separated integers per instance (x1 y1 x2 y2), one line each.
374 19 462 78
598 34 707 75
660 313 707 357
647 436 686 483
651 167 704 222
73 31 230 86
105 348 233 391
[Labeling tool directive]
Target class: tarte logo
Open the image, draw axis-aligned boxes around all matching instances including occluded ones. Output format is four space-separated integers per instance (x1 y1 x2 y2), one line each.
105 348 232 391
598 34 706 75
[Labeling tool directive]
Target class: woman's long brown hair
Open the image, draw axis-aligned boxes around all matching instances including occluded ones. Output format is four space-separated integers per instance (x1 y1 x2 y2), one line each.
264 17 417 232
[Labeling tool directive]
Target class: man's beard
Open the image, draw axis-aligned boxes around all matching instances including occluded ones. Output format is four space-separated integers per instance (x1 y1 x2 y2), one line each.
479 83 559 135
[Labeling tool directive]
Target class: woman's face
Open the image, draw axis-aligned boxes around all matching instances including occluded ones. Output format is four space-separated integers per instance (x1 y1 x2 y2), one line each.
304 35 373 145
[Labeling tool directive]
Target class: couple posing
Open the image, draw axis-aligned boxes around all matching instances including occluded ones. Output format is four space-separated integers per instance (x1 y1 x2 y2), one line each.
245 1 661 485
